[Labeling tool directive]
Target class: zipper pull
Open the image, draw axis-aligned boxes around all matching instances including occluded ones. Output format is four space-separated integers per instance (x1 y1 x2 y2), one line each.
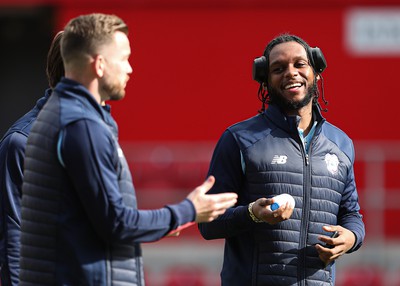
305 154 309 166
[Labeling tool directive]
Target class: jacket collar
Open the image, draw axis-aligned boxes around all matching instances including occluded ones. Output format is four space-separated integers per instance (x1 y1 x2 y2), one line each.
264 103 325 135
55 77 107 122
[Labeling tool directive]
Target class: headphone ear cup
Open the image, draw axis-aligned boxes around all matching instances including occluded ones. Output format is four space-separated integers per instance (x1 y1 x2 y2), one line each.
252 56 267 84
310 47 327 74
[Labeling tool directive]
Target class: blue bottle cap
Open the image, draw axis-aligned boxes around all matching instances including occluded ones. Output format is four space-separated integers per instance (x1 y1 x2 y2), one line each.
270 203 280 211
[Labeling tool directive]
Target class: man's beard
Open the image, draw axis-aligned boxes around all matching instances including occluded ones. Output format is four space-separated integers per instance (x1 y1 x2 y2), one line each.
100 78 126 101
106 86 125 101
267 83 317 111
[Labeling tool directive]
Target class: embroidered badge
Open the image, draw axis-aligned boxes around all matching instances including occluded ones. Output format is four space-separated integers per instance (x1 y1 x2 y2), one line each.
324 153 339 175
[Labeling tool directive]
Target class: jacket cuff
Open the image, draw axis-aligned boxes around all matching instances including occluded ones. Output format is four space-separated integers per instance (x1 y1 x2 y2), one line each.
235 205 256 226
347 230 363 253
341 219 365 253
165 198 196 230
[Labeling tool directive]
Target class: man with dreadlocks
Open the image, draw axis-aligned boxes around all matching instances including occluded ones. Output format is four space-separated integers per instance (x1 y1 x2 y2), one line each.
198 34 365 286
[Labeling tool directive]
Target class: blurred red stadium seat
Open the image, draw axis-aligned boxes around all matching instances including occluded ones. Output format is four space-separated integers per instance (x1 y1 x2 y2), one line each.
165 266 206 286
338 267 384 286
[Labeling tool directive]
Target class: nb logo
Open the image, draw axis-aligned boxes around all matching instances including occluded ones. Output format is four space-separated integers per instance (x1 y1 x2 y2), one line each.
271 155 287 165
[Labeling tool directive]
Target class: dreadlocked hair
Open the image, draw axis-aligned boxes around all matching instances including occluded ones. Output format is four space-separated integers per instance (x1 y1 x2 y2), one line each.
257 84 268 113
314 74 329 112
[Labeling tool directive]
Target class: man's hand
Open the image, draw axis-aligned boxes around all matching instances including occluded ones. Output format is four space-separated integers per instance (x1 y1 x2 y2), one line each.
315 225 356 266
187 176 238 223
252 198 294 224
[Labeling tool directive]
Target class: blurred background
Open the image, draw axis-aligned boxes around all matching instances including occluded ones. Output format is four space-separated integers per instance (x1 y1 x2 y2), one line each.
1 0 399 285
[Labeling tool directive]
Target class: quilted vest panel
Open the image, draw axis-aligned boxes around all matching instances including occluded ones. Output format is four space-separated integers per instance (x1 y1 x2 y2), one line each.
229 113 350 286
20 93 144 286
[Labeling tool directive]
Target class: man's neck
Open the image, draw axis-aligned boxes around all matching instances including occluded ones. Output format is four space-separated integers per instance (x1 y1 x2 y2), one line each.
286 103 314 136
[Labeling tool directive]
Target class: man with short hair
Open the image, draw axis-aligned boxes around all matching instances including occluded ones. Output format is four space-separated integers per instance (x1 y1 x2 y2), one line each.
19 13 237 285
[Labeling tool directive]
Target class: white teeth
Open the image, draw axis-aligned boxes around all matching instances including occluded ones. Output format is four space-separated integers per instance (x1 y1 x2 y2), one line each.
285 83 302 89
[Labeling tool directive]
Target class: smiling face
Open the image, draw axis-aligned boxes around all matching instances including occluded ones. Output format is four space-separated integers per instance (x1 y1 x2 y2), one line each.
267 41 317 112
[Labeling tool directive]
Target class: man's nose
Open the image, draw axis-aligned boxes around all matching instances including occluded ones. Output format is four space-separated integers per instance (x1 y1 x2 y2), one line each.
285 65 298 77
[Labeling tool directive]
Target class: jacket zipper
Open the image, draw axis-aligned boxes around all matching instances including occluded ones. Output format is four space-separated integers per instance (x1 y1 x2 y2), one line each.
106 246 111 285
297 137 313 286
137 255 142 286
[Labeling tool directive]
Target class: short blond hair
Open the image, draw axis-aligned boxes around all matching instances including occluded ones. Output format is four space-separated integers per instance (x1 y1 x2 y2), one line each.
61 13 128 65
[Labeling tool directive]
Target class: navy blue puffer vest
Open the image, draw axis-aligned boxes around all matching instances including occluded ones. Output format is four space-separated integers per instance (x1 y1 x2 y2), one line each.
228 105 351 285
20 83 144 285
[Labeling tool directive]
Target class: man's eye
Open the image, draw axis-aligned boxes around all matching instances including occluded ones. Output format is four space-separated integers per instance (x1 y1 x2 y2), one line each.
296 62 308 68
272 67 283 73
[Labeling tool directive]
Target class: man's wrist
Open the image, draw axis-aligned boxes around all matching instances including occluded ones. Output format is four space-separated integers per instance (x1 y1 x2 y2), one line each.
248 202 263 223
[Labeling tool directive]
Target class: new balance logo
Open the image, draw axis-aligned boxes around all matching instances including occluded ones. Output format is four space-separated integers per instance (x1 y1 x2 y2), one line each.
271 155 287 165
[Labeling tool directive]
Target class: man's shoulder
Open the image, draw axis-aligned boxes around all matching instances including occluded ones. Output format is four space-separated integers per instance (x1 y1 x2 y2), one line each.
321 121 354 160
0 131 28 166
4 107 40 137
0 105 46 163
321 121 352 142
225 113 274 150
228 114 264 132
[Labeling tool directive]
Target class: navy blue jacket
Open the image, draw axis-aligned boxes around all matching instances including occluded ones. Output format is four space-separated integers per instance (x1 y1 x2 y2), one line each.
19 78 195 285
0 89 120 286
199 104 365 286
0 89 51 286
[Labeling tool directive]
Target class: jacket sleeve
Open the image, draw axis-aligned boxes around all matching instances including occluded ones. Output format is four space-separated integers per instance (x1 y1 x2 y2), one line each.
2 132 26 221
60 119 195 243
0 132 27 285
338 162 365 253
198 130 254 240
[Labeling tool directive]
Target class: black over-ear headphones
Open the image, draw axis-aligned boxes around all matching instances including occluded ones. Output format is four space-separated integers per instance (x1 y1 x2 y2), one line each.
252 47 327 84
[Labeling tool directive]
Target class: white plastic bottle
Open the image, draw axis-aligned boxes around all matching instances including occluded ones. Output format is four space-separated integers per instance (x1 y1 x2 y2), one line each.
269 194 295 211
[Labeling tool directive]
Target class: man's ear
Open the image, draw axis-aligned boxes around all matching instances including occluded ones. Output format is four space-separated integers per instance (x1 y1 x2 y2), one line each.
94 55 105 78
